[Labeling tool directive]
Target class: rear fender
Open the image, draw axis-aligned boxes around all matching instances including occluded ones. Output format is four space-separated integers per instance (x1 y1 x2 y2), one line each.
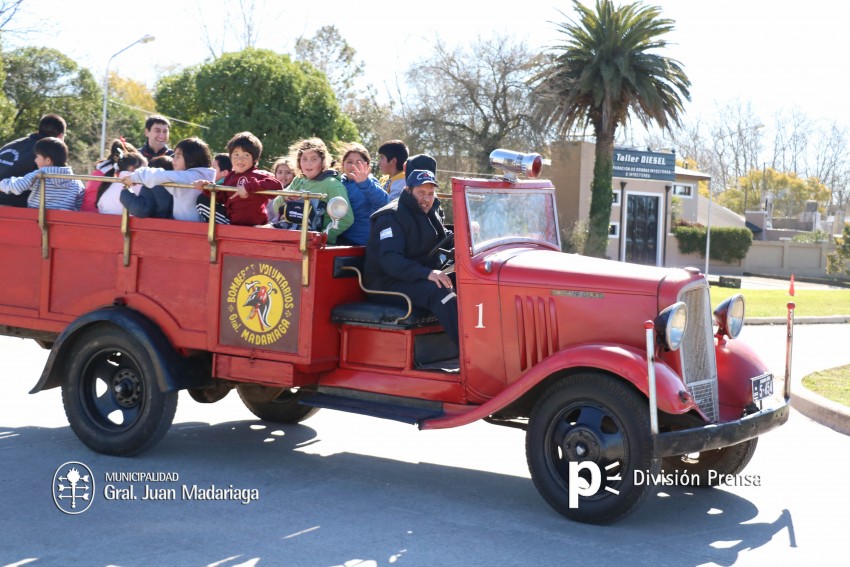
422 343 698 430
30 306 209 394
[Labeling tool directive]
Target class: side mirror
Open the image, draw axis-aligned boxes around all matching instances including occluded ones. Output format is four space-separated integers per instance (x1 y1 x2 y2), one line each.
324 196 349 233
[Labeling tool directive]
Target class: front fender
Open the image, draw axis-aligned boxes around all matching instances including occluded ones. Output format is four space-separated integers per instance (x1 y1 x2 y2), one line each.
421 343 698 430
715 336 772 420
30 306 208 394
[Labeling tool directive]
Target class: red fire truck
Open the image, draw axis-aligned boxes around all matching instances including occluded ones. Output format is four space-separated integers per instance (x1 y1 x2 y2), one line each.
0 150 793 524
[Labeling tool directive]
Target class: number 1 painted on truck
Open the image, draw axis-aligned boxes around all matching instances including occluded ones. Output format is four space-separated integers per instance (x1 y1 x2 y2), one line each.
475 303 485 328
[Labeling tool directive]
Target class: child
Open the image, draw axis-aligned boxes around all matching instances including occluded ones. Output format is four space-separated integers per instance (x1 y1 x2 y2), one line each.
195 132 280 226
267 156 295 222
195 153 232 224
377 139 409 199
93 141 147 215
118 156 173 219
270 137 353 244
81 139 139 212
0 137 84 211
122 137 214 222
336 142 388 245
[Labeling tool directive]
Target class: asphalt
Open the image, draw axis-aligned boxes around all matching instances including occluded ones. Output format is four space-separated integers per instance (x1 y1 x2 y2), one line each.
718 274 850 435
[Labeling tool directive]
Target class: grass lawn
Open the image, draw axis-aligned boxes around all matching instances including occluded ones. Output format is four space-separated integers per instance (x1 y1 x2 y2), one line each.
709 287 850 318
803 365 850 408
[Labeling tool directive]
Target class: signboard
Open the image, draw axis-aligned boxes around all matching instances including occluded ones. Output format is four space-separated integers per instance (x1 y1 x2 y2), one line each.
613 148 675 181
220 257 301 352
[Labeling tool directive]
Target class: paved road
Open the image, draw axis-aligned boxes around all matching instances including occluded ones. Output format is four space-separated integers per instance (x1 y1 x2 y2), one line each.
1 324 849 567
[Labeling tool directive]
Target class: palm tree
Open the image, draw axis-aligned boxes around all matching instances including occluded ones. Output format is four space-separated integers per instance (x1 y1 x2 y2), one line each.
532 0 690 257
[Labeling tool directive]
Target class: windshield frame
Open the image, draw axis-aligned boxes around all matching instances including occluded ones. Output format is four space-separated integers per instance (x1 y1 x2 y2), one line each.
464 186 561 256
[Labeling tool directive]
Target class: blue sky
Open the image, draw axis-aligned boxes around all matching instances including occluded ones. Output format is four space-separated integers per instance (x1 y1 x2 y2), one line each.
10 0 850 128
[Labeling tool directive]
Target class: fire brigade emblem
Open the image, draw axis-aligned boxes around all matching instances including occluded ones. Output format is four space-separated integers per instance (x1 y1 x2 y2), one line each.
53 461 95 514
221 258 301 352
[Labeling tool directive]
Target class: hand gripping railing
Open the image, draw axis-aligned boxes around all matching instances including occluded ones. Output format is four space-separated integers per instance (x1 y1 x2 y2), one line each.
30 172 326 286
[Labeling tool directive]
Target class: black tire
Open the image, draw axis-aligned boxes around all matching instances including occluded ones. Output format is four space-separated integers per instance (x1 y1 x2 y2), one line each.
662 439 758 487
526 374 658 524
237 387 319 423
61 325 177 456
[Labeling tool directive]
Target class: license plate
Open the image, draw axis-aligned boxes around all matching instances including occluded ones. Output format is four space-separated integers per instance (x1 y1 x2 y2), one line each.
751 374 774 402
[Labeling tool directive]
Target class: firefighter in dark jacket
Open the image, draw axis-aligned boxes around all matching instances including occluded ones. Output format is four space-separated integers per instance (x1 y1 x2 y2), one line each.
364 169 458 346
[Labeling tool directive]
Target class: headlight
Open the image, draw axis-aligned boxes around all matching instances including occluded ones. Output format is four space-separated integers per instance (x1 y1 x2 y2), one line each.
326 196 349 221
655 302 688 351
714 294 745 339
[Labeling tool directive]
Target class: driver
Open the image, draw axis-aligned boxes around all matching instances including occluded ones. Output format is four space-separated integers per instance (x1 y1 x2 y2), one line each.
364 169 458 346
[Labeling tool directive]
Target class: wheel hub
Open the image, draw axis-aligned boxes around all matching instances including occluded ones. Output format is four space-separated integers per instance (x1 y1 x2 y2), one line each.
112 370 142 407
563 427 601 462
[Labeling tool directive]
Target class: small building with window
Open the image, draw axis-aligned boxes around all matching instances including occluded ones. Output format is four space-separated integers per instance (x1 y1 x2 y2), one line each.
546 141 725 267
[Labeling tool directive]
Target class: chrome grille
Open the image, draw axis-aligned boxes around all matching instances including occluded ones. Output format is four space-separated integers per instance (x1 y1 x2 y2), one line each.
678 283 719 422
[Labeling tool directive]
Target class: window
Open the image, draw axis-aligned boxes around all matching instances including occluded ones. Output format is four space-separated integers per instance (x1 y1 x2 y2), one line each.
611 191 620 206
673 184 693 198
608 222 620 238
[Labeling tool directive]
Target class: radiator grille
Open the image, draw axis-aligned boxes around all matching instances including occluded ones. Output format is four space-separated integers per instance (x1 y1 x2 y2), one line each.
678 284 719 422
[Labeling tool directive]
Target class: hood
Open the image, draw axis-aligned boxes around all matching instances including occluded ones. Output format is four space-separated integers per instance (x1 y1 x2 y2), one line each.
498 249 678 296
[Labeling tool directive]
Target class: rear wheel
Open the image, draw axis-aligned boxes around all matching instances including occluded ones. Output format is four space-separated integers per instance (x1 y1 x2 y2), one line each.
526 373 657 524
62 325 177 456
662 439 758 486
237 385 319 423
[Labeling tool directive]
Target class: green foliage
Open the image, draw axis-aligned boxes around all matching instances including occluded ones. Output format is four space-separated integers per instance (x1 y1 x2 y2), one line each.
531 0 690 258
674 225 753 263
718 167 831 216
155 49 358 166
827 224 850 276
103 73 157 153
791 230 829 243
295 25 364 107
2 46 101 171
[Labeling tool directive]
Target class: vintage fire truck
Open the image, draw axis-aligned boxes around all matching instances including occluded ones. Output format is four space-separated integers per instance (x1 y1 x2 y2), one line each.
0 150 793 524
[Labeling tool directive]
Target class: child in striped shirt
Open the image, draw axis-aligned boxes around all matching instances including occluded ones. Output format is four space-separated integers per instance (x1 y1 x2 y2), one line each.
0 137 84 210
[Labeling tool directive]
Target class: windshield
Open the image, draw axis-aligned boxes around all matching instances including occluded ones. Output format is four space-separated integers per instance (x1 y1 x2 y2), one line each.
466 188 560 254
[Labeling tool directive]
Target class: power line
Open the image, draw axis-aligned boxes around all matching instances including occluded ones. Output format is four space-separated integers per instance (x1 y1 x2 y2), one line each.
107 99 210 129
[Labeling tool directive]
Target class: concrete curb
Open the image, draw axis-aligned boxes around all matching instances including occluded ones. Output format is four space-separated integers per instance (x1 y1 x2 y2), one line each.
747 315 850 325
792 381 850 436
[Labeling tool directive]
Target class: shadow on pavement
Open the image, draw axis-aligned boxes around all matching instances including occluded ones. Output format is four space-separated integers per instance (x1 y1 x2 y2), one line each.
0 419 797 567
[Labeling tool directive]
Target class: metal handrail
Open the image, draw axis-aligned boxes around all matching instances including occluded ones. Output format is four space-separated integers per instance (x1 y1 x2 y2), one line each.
27 172 327 283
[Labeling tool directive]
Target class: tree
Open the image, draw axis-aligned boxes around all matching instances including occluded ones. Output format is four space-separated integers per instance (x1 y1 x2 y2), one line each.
155 49 358 164
295 25 365 108
405 37 547 174
532 0 690 257
1 46 101 170
103 73 158 151
717 167 830 218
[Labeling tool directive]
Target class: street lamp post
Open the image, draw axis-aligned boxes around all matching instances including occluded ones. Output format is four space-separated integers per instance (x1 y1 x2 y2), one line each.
705 123 764 276
100 34 155 157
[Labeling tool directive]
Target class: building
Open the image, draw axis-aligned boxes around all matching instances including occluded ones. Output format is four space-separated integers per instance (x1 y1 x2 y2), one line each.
547 140 744 266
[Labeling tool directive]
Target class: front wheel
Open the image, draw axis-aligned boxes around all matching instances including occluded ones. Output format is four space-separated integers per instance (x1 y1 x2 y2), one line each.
526 374 657 524
662 439 758 487
62 325 177 456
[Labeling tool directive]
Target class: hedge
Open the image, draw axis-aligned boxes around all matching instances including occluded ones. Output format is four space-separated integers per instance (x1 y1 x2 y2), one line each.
673 225 753 263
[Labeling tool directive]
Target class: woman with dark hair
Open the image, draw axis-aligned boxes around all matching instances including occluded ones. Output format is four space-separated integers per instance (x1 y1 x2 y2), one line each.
121 137 214 221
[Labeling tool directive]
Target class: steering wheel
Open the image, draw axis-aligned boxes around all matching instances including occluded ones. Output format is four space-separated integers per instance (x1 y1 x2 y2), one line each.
427 234 455 270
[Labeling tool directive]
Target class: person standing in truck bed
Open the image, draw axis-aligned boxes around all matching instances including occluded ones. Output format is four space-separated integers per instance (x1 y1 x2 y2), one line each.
0 114 67 207
0 137 83 211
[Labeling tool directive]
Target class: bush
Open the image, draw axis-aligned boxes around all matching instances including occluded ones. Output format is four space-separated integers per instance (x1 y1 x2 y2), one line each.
827 225 850 276
674 225 753 263
792 230 829 243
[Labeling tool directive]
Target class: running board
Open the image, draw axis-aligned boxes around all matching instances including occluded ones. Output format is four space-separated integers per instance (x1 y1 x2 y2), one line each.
299 388 444 425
